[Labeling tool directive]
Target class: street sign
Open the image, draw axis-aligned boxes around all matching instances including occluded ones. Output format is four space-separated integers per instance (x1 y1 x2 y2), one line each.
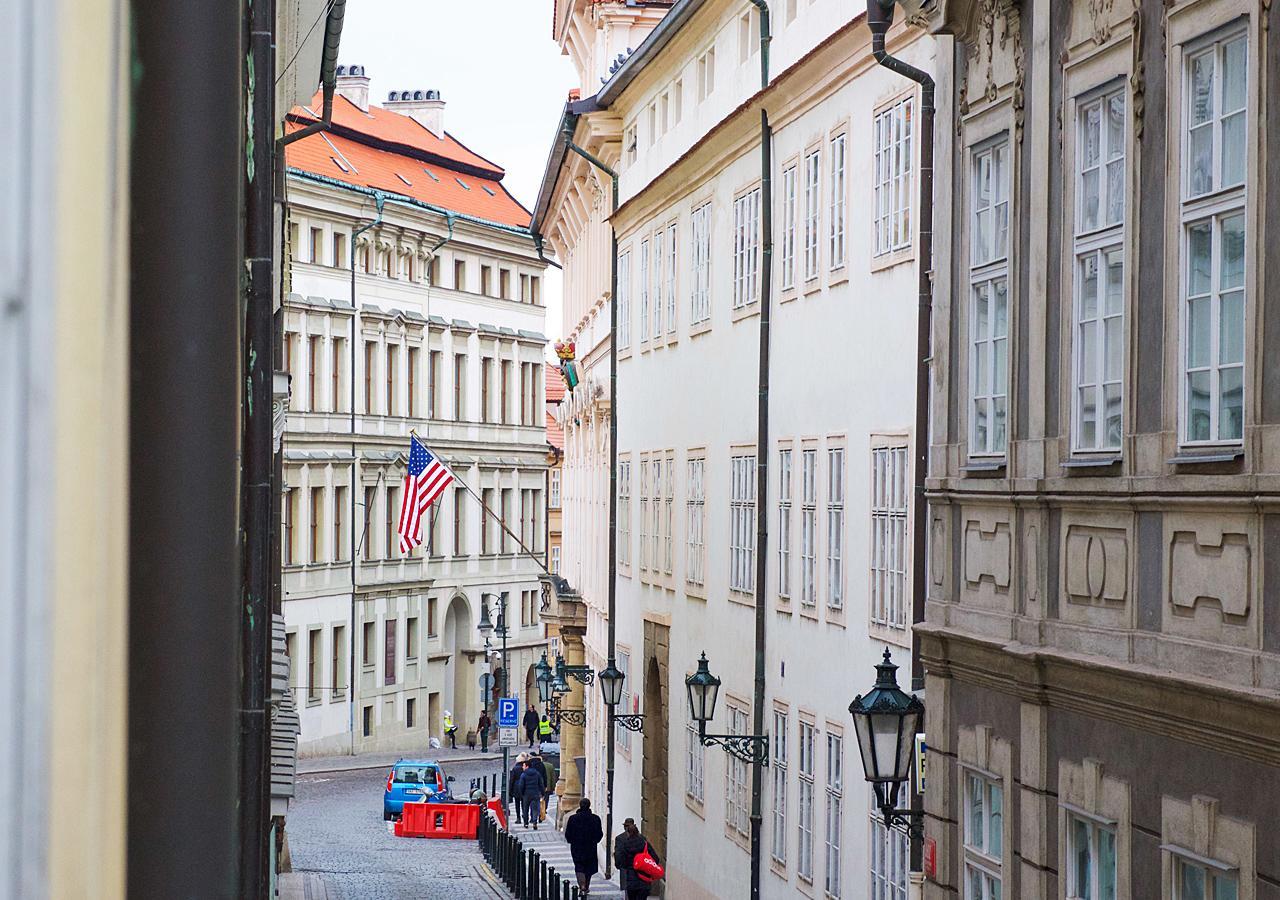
499 726 518 748
479 673 495 705
914 733 927 791
498 697 519 729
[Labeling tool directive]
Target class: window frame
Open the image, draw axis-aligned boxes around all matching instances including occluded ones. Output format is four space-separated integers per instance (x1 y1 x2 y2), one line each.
829 132 847 271
873 95 915 258
729 453 757 594
824 730 844 898
968 135 1012 459
962 769 1005 900
686 455 706 590
777 446 793 603
733 187 762 310
825 446 845 612
797 718 817 882
803 148 822 282
1064 811 1118 900
618 249 632 349
770 707 789 866
870 444 909 629
690 203 712 327
781 164 798 291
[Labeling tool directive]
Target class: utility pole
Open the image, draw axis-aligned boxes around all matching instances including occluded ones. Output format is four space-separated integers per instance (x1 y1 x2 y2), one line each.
242 0 277 894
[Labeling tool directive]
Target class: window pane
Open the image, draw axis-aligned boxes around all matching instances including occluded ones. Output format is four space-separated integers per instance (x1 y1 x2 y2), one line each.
1219 366 1243 441
1187 296 1211 369
1190 52 1215 126
1106 94 1124 160
1220 213 1245 290
1222 37 1246 112
993 280 1008 338
1214 875 1238 900
993 396 1007 452
1180 861 1206 900
1080 387 1098 448
1221 112 1246 187
967 775 984 846
1098 829 1117 900
1219 290 1243 366
1104 383 1123 448
988 784 1003 859
1080 317 1098 381
1105 316 1123 382
1104 249 1124 315
1082 103 1101 168
1106 160 1124 226
1187 370 1212 442
1081 253 1099 320
1082 168 1100 233
1072 817 1092 900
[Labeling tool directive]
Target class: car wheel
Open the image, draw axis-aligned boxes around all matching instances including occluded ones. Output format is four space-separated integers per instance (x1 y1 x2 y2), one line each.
384 810 392 821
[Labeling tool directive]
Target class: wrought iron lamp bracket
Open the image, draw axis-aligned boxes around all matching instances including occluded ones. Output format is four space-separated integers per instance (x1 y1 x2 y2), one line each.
699 731 770 767
881 807 924 841
553 707 587 728
611 713 644 733
561 665 595 686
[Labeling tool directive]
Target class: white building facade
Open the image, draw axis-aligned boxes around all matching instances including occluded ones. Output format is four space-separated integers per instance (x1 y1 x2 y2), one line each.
537 1 933 897
283 71 552 756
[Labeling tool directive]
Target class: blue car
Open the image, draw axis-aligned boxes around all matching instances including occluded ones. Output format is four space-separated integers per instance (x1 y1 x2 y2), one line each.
383 759 455 820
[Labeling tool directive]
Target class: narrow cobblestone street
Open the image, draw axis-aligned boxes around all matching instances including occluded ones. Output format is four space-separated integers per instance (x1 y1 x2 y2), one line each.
284 760 512 899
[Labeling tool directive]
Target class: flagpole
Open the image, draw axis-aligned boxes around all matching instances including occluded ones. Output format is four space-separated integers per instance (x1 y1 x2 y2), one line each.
408 431 551 578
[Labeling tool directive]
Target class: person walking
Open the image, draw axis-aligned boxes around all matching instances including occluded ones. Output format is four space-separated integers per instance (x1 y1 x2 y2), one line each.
563 798 603 895
541 755 558 822
538 713 553 743
517 760 545 830
477 710 491 753
523 705 540 748
508 753 528 825
614 818 660 900
443 710 457 749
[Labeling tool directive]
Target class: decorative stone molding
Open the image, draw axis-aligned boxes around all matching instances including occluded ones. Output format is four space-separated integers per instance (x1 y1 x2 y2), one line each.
1161 794 1256 900
1163 512 1258 649
1057 758 1133 900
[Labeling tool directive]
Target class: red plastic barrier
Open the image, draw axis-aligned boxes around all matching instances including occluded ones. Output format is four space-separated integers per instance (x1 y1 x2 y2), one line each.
394 801 482 839
486 797 507 830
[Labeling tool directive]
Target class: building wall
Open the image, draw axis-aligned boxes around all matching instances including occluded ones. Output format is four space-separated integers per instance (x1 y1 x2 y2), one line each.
922 1 1280 898
283 181 550 756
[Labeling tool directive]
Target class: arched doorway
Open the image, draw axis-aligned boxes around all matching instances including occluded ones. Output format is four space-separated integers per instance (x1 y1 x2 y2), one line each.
641 654 669 860
442 594 473 731
524 663 539 714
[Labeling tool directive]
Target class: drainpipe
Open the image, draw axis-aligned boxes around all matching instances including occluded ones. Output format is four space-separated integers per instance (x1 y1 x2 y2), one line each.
532 232 564 271
746 4 773 900
348 194 385 752
561 131 619 878
867 0 934 877
277 0 347 147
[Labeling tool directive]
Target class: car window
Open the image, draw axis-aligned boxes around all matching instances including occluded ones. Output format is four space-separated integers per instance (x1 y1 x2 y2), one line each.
393 765 438 785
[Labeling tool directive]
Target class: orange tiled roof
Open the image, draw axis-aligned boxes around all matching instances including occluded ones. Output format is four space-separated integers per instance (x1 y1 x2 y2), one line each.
285 94 531 229
546 411 564 450
545 365 567 402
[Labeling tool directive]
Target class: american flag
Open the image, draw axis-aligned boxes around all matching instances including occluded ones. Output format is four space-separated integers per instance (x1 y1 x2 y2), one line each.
397 437 454 554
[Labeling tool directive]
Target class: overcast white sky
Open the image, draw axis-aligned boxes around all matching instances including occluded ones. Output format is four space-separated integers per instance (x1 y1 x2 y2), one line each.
338 0 579 341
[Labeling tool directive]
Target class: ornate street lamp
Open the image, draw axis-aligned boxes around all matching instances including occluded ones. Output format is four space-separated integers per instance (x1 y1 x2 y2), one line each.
684 652 768 766
598 662 643 733
849 649 925 837
555 652 596 686
534 651 555 706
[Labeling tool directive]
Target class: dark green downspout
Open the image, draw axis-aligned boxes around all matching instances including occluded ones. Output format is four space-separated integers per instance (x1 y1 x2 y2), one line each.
747 4 772 900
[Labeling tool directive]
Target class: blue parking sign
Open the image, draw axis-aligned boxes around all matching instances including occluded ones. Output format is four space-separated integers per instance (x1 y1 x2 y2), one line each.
498 697 519 729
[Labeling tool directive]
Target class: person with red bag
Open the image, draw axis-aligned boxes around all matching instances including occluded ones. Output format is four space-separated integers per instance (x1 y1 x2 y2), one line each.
613 817 664 899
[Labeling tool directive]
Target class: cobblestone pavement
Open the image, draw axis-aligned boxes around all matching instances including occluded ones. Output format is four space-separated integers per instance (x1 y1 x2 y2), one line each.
286 759 512 899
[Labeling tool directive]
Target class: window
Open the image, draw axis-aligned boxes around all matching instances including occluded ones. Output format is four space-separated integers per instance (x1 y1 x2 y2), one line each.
1066 814 1116 900
826 448 844 610
550 545 561 573
500 489 512 554
405 697 416 729
500 269 511 300
362 620 376 668
871 445 909 628
310 226 323 264
428 597 438 636
481 356 493 423
1074 87 1126 452
500 360 511 424
333 486 346 562
364 341 375 414
871 806 909 900
362 705 373 737
690 203 711 325
733 189 761 309
625 123 638 167
829 134 847 270
874 98 915 255
673 80 683 125
730 454 756 592
771 709 788 864
963 772 1003 900
686 457 705 586
781 165 798 289
385 486 398 558
550 469 561 508
969 139 1011 457
665 223 677 333
778 448 793 600
638 457 651 570
331 338 344 413
697 46 715 101
307 628 322 702
453 354 466 420
384 617 396 685
480 265 493 296
285 632 298 688
453 259 466 291
617 649 632 751
428 350 440 418
307 336 319 410
661 457 674 574
798 720 816 881
361 486 375 560
406 616 419 659
1172 853 1237 900
1181 30 1247 446
284 489 297 565
639 239 650 342
686 715 705 803
385 345 398 416
309 486 323 563
652 227 665 335
825 733 843 898
407 347 418 418
803 149 821 280
331 625 346 698
726 705 750 836
618 459 632 566
452 486 465 556
801 449 817 607
618 250 632 348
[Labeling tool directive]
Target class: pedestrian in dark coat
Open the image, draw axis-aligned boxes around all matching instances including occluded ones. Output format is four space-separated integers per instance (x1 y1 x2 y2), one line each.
613 817 659 899
508 753 528 824
477 710 491 752
517 761 546 830
564 798 604 894
523 706 540 747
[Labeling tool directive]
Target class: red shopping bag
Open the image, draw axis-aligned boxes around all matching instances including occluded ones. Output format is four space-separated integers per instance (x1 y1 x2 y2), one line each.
633 842 665 883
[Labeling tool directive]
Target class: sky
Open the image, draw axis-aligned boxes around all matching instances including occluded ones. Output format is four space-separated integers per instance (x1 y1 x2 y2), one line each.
337 0 579 343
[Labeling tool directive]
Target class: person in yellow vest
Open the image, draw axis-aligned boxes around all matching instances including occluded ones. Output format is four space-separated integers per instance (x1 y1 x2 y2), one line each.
538 714 553 745
444 710 457 749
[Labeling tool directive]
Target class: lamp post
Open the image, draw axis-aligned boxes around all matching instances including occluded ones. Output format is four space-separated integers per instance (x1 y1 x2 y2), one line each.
479 592 510 803
684 653 769 767
849 649 925 838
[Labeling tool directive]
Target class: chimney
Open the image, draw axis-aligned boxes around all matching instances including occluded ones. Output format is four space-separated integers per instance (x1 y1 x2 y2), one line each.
383 89 446 138
335 63 370 112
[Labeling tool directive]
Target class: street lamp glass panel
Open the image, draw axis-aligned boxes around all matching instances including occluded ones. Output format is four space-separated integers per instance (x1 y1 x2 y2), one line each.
598 664 625 708
849 649 924 795
537 674 554 704
552 673 571 696
684 652 721 724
